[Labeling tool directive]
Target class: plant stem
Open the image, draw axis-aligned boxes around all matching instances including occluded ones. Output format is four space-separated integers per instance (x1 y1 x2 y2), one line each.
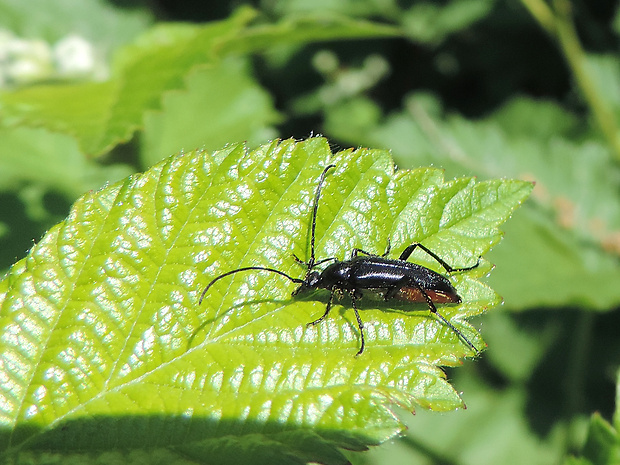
521 0 620 161
521 0 556 34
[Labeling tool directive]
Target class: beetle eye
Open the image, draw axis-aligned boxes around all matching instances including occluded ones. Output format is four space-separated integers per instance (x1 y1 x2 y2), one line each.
307 271 320 287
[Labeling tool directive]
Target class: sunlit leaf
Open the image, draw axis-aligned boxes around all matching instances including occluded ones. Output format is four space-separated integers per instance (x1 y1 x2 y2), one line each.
0 138 531 463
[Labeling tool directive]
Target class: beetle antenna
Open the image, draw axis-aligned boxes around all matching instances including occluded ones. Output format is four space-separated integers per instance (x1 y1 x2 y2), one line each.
199 267 303 304
308 164 336 270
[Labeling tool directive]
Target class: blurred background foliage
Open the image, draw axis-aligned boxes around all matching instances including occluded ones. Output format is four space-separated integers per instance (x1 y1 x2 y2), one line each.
0 0 619 463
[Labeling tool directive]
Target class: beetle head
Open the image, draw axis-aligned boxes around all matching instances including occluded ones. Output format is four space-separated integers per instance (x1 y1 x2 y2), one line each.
292 270 321 296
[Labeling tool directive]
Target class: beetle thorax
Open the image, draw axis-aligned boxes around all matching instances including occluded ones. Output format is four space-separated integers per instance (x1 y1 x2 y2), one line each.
318 261 351 288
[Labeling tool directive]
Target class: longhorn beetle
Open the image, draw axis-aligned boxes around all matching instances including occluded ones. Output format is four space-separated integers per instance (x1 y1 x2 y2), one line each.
200 164 481 356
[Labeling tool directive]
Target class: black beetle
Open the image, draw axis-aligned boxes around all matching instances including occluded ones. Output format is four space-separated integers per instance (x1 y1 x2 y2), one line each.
200 164 480 356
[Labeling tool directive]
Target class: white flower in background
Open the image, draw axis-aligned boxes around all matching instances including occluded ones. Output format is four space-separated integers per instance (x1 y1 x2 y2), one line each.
0 30 102 87
0 30 53 85
53 35 95 78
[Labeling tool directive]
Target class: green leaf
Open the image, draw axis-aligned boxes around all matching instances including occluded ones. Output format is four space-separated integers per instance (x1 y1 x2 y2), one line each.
568 371 620 465
0 138 531 462
579 413 620 465
0 11 255 156
366 374 565 465
0 127 133 199
0 8 399 156
401 0 493 45
263 0 493 45
140 56 280 167
0 0 151 47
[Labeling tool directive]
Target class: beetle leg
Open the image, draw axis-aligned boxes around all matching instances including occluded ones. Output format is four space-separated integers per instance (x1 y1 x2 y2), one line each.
351 240 391 259
348 290 365 356
383 278 405 300
399 243 479 273
351 247 375 258
382 239 391 257
406 279 480 355
314 257 338 267
383 276 480 355
307 288 336 327
292 253 337 269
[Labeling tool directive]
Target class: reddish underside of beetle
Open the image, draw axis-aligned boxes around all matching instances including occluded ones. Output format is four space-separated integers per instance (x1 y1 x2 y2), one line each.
395 286 461 304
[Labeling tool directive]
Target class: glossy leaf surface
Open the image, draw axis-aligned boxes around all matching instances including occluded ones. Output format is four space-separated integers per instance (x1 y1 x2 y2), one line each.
0 138 531 462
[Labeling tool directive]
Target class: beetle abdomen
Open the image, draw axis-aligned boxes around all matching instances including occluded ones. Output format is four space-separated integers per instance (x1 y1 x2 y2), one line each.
395 286 460 303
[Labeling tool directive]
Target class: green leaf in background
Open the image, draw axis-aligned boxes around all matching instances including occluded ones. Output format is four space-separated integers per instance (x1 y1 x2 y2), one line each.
140 56 280 167
562 371 620 465
0 0 151 51
0 138 531 463
0 9 256 156
266 0 491 45
400 0 493 44
0 127 133 200
364 373 564 465
0 7 399 157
